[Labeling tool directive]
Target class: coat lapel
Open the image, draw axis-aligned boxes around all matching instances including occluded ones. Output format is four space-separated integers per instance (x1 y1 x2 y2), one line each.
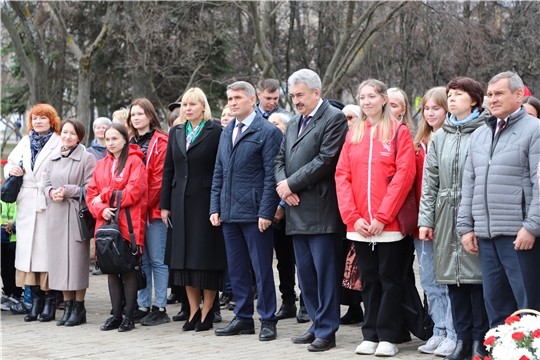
293 101 328 146
175 125 188 159
33 133 61 175
188 121 213 151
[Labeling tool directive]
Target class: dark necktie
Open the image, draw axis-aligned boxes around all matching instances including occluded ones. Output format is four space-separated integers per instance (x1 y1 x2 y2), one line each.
234 122 244 145
496 119 506 135
298 116 312 137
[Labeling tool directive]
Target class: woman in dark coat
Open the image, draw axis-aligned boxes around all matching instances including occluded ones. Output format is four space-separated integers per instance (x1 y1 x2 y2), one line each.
160 87 226 332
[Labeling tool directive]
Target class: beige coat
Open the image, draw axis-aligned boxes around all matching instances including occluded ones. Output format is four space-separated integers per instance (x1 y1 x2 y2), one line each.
43 145 96 291
4 134 62 273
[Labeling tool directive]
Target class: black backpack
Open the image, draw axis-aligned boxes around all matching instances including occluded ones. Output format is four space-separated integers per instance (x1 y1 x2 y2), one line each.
95 190 136 274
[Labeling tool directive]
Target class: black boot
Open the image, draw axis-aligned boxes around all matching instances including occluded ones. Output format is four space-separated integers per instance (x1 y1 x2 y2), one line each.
57 300 73 326
39 291 57 322
65 300 86 326
472 340 488 359
24 286 44 322
445 339 473 360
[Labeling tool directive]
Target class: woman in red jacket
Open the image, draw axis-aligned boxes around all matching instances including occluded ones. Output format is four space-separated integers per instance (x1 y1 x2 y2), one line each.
87 123 148 332
335 79 416 357
126 98 170 326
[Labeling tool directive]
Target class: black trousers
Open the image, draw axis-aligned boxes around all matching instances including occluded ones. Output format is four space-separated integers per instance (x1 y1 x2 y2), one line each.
355 240 404 343
273 220 296 305
447 284 489 341
1 242 22 298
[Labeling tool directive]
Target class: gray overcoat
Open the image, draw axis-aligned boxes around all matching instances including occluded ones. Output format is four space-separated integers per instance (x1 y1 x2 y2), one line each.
43 145 96 291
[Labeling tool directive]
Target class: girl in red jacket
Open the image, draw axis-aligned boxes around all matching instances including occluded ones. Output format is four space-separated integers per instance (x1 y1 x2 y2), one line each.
126 98 170 326
87 123 148 332
335 79 415 357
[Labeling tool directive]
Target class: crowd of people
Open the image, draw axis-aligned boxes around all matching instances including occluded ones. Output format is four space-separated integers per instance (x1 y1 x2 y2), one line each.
1 69 539 359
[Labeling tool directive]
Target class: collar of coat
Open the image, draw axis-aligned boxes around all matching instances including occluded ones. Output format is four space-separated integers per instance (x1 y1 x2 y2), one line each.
485 105 530 132
51 143 85 162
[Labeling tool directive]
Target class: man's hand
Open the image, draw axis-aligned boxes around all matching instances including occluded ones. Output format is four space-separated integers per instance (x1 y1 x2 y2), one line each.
284 193 300 206
274 206 285 223
276 180 293 199
91 194 102 205
210 213 221 226
514 227 536 250
354 218 371 238
258 218 272 233
368 219 385 237
419 227 434 241
462 231 479 254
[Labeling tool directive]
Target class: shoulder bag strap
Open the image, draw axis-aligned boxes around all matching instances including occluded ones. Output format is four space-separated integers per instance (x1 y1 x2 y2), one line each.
114 189 137 253
110 190 122 224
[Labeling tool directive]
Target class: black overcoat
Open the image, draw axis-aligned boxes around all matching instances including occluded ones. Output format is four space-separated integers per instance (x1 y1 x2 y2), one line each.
160 120 227 270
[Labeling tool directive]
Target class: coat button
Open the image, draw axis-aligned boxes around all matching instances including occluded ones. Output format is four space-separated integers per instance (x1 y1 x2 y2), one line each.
185 176 188 179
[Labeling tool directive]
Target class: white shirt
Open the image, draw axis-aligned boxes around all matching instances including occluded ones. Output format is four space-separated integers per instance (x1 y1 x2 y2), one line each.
495 107 520 136
232 111 256 143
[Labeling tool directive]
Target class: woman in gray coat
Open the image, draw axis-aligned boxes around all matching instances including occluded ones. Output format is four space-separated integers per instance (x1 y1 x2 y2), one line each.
418 77 489 360
43 119 96 327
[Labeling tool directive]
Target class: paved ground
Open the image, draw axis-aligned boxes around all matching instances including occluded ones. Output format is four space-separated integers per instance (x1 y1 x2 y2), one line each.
1 257 440 360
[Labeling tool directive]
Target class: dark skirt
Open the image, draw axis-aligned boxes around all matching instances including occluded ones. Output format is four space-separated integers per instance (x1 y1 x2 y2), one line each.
173 269 225 292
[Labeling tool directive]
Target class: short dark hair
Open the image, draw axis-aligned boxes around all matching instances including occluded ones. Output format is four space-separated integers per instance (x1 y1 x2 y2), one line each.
446 77 484 112
61 118 86 142
522 96 540 118
258 79 280 93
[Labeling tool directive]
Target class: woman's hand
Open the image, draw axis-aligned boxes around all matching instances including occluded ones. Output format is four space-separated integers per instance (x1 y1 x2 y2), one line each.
102 207 116 221
368 219 385 237
161 209 171 227
9 165 23 177
419 227 433 241
91 194 102 205
354 218 371 238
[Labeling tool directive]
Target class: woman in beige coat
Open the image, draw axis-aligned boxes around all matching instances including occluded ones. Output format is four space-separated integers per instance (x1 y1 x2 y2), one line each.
4 104 62 322
43 119 96 326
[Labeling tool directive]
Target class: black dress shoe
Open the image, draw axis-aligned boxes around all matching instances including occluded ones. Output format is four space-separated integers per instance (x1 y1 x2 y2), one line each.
307 338 336 352
195 309 214 332
167 293 179 304
100 317 122 331
292 332 315 344
259 321 277 341
445 339 473 360
215 317 255 336
172 309 190 321
472 340 488 359
118 317 135 332
340 304 364 325
296 306 310 323
213 311 222 323
275 303 297 320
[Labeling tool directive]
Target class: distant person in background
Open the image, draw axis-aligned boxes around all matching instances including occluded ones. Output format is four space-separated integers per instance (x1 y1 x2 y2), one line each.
1 197 22 311
522 96 540 118
220 105 233 127
255 79 292 119
342 105 360 129
387 88 416 132
112 108 132 138
268 113 289 133
87 117 112 161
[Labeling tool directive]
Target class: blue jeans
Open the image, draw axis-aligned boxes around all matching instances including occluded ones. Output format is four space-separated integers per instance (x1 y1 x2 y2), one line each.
138 219 168 308
414 238 456 340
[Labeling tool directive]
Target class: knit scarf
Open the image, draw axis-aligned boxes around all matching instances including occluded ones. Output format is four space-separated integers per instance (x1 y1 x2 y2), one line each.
29 128 54 170
448 108 480 126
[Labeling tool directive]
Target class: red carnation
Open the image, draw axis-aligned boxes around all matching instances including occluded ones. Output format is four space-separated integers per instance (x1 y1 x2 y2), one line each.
512 332 526 340
484 357 492 360
533 329 540 338
505 315 521 325
0 159 8 165
484 336 496 346
519 356 530 360
474 355 480 360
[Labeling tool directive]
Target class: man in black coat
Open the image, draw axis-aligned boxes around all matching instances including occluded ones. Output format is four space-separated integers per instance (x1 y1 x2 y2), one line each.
210 81 283 341
274 69 348 352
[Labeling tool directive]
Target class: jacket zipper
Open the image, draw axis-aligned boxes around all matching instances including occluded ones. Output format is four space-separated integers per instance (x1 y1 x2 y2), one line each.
484 125 501 239
454 126 462 286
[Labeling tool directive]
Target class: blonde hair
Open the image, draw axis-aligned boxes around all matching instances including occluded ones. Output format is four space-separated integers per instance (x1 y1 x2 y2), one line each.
174 87 211 126
387 88 415 132
112 108 129 124
413 87 448 150
352 79 395 144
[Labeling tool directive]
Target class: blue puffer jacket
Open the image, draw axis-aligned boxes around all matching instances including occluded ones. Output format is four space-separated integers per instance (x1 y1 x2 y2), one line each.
210 114 283 223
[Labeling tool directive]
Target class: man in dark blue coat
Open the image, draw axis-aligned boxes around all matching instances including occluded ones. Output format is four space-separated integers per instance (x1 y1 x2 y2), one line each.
275 69 348 352
210 81 283 341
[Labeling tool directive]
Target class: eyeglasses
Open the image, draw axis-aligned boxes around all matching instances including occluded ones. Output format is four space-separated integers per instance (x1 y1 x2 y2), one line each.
346 115 356 120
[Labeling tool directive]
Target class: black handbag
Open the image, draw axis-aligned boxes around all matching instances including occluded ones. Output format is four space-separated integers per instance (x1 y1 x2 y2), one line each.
1 160 24 203
77 186 96 241
95 190 136 274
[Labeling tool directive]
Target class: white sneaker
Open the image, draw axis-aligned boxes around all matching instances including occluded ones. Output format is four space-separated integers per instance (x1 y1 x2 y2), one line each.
355 340 379 355
374 341 398 357
418 335 445 354
434 338 457 357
